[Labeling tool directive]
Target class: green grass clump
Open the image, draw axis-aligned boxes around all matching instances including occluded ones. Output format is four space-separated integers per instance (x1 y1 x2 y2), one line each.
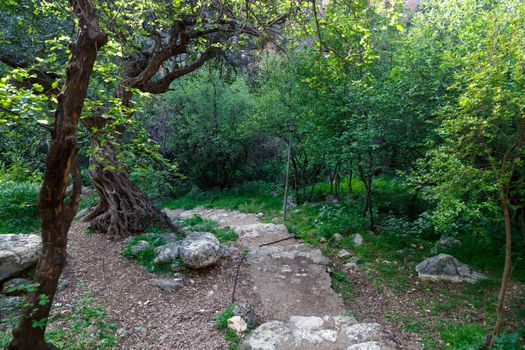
331 270 354 300
438 322 485 350
164 182 282 216
122 233 173 273
0 181 40 234
214 303 241 350
181 214 237 244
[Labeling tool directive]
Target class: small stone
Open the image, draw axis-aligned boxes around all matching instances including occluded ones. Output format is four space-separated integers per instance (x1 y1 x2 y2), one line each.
57 278 70 291
233 302 258 325
319 237 327 243
332 233 343 242
117 327 132 338
351 234 364 246
154 242 181 264
227 316 248 335
345 256 360 269
337 249 351 258
343 323 382 344
347 341 383 350
431 236 462 254
148 278 182 293
256 212 264 218
131 241 150 255
170 263 183 272
325 195 338 203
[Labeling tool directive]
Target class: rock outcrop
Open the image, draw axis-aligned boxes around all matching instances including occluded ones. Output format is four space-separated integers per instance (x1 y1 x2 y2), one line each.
416 254 486 283
0 234 42 282
240 315 396 350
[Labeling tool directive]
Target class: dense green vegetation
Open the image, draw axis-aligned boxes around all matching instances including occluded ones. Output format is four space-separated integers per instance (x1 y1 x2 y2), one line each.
1 0 524 348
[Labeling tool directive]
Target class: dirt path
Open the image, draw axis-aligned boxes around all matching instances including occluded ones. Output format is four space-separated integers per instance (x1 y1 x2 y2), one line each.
167 208 346 320
55 221 265 350
166 208 398 349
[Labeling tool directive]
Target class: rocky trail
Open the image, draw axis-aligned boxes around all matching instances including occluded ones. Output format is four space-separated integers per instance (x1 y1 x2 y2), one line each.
166 208 398 349
3 207 399 350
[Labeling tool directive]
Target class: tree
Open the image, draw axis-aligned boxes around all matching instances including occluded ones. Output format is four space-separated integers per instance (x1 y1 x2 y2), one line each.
77 0 289 238
5 1 107 349
1 0 290 238
409 0 525 344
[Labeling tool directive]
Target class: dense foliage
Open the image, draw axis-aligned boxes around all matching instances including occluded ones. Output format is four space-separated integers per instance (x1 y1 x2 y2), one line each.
1 0 524 348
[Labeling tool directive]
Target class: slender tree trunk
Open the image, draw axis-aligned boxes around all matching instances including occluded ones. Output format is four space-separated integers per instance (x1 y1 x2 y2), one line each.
9 2 106 349
493 197 512 338
486 123 525 348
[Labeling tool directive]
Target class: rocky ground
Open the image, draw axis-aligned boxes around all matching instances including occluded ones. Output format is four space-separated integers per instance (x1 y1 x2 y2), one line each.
167 208 399 350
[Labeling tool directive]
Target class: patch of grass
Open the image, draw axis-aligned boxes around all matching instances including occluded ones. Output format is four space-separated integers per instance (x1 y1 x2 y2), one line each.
122 233 172 273
181 214 237 244
0 287 118 350
331 270 354 300
164 182 282 216
214 303 241 350
438 322 485 350
0 181 40 234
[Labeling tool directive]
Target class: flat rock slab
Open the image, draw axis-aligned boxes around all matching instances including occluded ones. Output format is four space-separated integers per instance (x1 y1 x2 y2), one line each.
240 315 397 350
248 244 344 321
0 234 42 282
166 207 260 228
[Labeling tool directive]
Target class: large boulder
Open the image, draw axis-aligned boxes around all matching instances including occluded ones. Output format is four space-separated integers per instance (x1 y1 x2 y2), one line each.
415 254 486 283
179 232 223 269
0 234 42 283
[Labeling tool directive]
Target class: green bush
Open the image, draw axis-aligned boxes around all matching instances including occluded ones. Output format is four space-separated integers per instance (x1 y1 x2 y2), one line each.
0 181 40 234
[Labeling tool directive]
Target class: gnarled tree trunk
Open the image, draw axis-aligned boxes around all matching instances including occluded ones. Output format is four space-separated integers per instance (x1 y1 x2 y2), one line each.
80 129 176 239
9 1 106 349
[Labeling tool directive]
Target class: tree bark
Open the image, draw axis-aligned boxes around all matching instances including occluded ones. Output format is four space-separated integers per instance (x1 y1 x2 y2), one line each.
81 134 177 239
491 197 513 341
486 121 525 348
9 2 106 349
